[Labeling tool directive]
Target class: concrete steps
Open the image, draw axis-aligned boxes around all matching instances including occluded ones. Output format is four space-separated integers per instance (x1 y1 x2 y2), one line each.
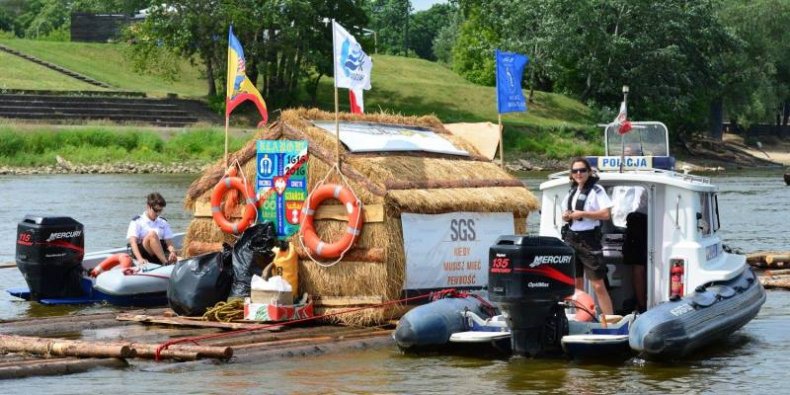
0 93 217 127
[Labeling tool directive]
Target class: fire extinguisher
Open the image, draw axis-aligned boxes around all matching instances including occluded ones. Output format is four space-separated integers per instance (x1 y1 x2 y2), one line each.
670 260 684 300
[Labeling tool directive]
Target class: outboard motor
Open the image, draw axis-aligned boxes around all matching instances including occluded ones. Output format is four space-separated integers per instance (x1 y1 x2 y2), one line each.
489 236 575 357
16 215 85 300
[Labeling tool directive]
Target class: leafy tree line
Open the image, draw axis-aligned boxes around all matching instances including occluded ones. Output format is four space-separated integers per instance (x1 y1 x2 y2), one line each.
2 0 788 140
445 0 790 139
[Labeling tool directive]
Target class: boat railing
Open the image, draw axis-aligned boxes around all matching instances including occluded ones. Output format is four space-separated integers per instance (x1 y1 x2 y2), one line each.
547 167 710 185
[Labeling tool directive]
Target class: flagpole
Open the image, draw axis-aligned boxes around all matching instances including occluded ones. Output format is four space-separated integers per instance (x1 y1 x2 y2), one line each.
224 116 229 169
619 85 628 173
331 19 341 171
498 115 505 169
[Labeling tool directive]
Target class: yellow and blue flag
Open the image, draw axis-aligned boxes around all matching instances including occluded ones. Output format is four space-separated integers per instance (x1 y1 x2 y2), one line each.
227 26 268 126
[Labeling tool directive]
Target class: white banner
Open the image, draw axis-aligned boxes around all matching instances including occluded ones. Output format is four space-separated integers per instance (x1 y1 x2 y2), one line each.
401 212 515 290
312 120 469 156
332 20 372 90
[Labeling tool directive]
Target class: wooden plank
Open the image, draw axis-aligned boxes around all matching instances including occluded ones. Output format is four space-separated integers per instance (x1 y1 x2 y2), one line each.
313 295 384 307
0 262 16 269
194 201 384 222
115 313 279 330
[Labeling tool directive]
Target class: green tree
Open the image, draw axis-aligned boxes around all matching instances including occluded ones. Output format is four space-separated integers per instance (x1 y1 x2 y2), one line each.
408 3 455 60
366 0 411 56
719 0 790 130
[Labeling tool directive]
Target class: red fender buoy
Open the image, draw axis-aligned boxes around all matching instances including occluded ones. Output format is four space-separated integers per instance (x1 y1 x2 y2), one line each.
565 288 596 322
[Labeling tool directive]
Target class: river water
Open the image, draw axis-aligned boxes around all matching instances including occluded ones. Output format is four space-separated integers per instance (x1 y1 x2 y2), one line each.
0 170 787 393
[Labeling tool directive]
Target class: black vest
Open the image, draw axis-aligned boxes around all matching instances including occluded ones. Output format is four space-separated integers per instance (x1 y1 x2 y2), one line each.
567 177 599 222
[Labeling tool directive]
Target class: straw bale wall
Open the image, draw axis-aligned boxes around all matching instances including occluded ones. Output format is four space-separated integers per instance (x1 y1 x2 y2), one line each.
181 109 539 325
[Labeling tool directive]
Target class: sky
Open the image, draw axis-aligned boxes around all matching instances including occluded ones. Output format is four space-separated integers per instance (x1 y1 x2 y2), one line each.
412 0 448 12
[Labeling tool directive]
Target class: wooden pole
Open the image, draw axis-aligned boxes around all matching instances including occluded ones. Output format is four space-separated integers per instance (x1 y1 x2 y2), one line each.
224 116 230 168
498 114 505 169
765 254 790 265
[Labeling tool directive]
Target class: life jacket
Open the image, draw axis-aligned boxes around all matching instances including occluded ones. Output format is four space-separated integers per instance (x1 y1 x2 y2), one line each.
567 177 600 223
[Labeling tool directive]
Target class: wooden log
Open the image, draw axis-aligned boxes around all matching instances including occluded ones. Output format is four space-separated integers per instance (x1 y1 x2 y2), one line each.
765 254 790 265
296 247 385 263
126 343 233 361
760 275 790 289
760 269 790 277
0 262 16 269
0 335 134 358
115 312 273 330
0 357 127 380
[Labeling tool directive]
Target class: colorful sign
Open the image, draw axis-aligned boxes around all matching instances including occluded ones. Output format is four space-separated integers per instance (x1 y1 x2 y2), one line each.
401 212 515 290
256 140 309 238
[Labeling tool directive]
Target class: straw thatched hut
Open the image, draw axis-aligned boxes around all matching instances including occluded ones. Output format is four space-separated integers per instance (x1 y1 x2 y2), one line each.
183 108 539 325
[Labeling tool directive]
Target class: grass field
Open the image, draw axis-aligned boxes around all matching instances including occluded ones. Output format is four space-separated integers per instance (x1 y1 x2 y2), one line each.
0 51 102 91
0 39 207 97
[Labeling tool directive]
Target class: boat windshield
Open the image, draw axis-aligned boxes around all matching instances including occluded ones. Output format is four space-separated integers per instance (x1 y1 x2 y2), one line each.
605 122 670 157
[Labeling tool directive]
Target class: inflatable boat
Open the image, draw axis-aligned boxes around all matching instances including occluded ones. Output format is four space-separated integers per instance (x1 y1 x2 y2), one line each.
8 215 181 306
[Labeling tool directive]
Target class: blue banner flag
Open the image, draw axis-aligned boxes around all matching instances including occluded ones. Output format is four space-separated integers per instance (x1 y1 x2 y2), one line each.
495 49 529 114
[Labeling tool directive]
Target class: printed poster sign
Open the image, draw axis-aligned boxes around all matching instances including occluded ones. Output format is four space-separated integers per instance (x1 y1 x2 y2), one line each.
401 212 515 290
256 140 309 238
312 120 469 156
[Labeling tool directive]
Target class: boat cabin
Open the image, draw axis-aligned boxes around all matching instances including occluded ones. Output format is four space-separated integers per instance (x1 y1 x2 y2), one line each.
538 122 746 315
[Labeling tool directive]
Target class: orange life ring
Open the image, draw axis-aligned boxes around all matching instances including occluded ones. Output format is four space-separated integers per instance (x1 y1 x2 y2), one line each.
211 176 257 234
90 253 133 277
300 184 364 259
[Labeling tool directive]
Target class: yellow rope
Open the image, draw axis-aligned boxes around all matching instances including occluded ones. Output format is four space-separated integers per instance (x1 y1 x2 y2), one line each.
202 299 245 322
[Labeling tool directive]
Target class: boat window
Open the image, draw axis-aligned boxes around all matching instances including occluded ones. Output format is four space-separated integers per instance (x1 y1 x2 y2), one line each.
609 185 648 228
699 193 713 236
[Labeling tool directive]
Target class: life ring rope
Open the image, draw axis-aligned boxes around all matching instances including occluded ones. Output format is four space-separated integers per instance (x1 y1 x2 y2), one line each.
298 164 364 267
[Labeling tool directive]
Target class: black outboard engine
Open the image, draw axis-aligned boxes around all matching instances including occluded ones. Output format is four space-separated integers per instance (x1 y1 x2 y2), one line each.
489 235 575 357
16 215 85 300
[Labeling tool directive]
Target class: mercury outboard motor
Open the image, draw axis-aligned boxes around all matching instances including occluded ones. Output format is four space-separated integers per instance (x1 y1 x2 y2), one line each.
489 235 575 357
16 215 85 300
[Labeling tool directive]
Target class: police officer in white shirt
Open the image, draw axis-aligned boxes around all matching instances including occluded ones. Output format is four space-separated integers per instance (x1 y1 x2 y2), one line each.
561 158 615 316
127 192 177 265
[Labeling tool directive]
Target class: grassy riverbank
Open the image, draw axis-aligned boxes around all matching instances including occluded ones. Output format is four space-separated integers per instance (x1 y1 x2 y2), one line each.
0 123 247 168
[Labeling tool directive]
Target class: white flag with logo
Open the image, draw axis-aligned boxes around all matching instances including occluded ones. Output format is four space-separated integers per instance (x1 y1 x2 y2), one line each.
333 20 372 90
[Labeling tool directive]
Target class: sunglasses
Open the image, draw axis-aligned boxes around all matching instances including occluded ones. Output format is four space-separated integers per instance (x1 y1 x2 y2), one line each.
151 206 163 213
571 168 588 174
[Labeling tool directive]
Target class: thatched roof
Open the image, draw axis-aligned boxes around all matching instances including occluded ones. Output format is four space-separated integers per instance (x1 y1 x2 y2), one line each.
186 108 538 216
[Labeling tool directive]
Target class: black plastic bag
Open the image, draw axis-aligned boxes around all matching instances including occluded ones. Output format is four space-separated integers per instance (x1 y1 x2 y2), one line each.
168 244 233 316
228 222 278 300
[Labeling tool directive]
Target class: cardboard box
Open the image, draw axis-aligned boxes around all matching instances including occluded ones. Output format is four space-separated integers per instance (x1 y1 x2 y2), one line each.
244 298 314 322
251 289 293 305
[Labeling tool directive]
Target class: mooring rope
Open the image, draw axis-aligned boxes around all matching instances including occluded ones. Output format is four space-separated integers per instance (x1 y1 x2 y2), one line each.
154 288 459 361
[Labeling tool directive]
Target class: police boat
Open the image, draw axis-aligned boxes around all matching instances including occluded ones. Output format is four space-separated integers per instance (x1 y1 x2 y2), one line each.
394 121 765 361
534 121 766 359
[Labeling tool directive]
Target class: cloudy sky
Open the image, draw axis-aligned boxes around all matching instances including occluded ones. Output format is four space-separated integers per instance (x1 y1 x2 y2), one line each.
412 0 447 12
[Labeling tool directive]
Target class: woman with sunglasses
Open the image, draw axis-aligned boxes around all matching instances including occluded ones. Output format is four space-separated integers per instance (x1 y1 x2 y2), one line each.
561 158 615 316
126 192 177 265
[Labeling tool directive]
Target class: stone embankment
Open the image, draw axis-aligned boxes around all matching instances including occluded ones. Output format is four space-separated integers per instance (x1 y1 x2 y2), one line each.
0 159 208 176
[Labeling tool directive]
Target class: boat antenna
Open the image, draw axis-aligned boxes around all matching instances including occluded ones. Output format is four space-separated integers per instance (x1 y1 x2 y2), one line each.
619 85 629 173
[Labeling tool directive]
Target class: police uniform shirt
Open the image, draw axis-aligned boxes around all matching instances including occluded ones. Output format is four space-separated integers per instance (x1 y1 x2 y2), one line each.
126 212 174 241
562 184 613 232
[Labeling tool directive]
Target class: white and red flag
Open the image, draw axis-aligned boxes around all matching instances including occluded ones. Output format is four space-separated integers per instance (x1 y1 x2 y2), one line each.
614 101 632 135
349 87 364 114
